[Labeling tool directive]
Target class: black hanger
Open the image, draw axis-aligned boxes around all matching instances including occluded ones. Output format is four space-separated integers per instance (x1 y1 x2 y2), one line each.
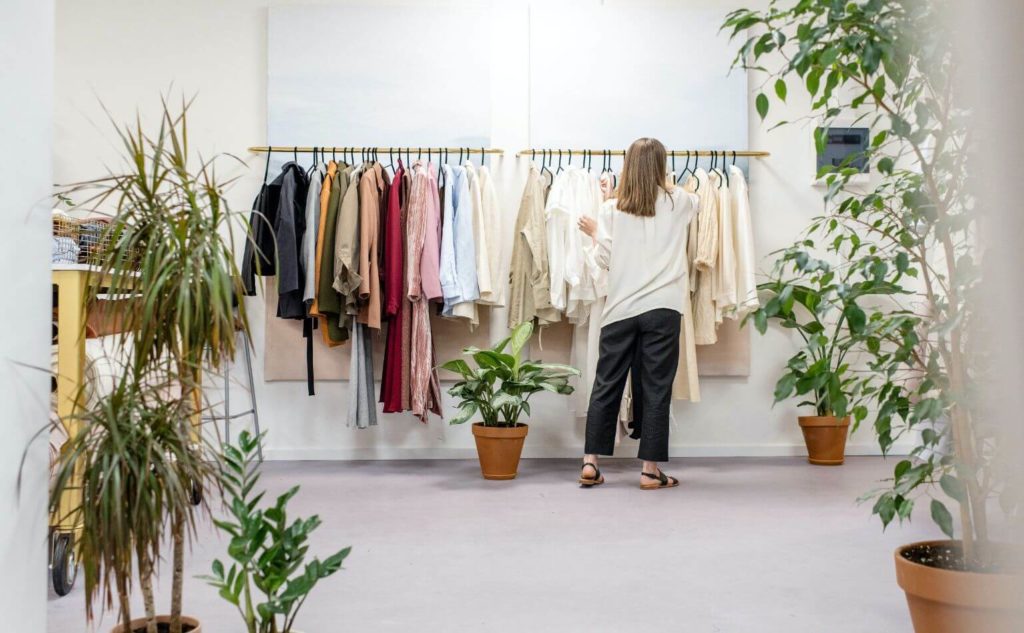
292 146 298 163
692 152 701 192
480 146 486 168
305 147 316 177
557 149 564 173
262 148 271 184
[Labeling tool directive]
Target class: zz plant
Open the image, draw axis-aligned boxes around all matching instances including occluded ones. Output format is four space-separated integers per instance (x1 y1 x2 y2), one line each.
725 0 998 567
442 321 579 427
204 431 350 633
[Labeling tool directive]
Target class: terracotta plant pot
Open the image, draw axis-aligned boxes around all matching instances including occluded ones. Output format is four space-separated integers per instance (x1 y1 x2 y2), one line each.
895 540 1024 633
110 615 201 633
797 415 849 465
471 422 528 480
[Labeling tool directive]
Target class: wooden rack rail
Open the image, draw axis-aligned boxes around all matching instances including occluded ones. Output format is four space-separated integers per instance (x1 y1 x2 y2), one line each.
248 146 504 154
517 148 770 157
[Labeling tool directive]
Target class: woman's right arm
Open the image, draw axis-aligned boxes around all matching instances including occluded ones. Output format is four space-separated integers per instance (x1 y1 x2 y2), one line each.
590 202 614 270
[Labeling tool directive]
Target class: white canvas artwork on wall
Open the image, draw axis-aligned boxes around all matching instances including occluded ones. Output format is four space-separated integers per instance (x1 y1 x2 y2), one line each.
528 3 748 151
267 4 492 153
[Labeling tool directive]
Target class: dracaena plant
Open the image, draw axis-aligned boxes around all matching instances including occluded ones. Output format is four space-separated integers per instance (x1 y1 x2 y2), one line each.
204 431 350 633
750 243 906 422
725 0 1003 568
53 95 249 633
441 321 580 427
49 367 217 633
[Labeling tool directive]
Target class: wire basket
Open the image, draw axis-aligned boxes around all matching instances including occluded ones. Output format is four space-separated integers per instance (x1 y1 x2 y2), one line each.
52 213 140 269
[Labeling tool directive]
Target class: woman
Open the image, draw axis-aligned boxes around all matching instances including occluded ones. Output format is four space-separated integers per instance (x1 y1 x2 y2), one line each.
577 137 697 490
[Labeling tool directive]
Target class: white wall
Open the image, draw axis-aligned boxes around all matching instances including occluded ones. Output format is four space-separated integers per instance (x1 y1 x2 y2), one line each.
0 0 53 629
54 0 911 459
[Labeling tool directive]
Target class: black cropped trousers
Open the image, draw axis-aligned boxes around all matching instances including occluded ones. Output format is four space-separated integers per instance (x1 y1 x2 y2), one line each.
584 308 680 462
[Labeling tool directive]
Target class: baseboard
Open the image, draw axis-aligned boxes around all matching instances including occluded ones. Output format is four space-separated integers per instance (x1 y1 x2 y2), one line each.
262 442 911 461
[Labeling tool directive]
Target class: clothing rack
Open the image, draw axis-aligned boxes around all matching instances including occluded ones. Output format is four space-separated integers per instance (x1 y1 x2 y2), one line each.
248 146 505 155
517 148 770 158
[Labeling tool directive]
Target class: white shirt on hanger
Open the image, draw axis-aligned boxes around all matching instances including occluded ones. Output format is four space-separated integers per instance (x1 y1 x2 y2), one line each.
729 165 759 318
546 168 601 323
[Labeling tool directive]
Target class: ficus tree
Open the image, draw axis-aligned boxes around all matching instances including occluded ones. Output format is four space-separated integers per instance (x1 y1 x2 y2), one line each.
724 0 1005 567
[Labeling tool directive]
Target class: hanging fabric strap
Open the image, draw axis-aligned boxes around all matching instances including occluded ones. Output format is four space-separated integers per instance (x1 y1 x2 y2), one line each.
302 317 316 396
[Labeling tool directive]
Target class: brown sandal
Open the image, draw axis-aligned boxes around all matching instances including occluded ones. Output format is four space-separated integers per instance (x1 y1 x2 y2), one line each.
640 470 679 490
578 463 604 487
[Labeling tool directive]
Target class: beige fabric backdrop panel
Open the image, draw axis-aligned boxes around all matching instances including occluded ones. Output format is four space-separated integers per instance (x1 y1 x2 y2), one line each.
531 318 750 376
262 278 495 382
265 276 749 381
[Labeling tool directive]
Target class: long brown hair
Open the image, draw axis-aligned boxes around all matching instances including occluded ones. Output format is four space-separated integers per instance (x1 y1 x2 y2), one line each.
616 137 671 217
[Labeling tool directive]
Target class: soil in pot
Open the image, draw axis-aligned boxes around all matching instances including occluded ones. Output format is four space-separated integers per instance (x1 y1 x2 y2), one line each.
895 540 1024 633
111 616 201 633
797 416 849 465
471 422 528 480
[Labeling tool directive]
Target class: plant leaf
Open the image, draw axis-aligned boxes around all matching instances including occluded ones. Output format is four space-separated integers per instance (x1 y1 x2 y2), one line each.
774 78 787 102
756 93 770 120
930 499 954 538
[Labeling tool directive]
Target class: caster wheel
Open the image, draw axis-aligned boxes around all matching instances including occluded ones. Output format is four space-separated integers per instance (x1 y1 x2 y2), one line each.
51 533 78 596
189 478 203 506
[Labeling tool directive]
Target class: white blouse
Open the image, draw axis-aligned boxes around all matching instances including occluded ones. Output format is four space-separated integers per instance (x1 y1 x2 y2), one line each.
592 187 698 327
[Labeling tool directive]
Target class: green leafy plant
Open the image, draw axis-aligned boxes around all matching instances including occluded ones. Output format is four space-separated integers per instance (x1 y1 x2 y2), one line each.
750 244 904 422
50 370 217 633
53 95 250 633
441 321 579 427
725 0 999 567
204 431 350 633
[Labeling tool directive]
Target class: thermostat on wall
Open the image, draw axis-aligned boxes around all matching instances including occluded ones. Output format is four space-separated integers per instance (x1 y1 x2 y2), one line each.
814 126 870 187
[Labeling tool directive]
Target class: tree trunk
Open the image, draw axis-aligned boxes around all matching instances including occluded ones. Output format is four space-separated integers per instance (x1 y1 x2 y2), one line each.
171 510 184 633
138 550 158 633
118 573 132 633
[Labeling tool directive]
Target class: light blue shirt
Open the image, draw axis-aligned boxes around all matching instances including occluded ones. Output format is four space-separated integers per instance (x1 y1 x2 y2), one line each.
439 165 479 316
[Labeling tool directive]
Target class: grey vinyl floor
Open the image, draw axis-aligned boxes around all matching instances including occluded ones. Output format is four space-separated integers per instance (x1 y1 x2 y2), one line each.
47 457 938 632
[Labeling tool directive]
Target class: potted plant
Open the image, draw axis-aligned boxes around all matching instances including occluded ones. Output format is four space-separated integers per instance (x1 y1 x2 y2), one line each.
748 247 896 464
204 431 350 633
50 96 250 633
441 321 579 480
726 1 1022 630
50 371 216 633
